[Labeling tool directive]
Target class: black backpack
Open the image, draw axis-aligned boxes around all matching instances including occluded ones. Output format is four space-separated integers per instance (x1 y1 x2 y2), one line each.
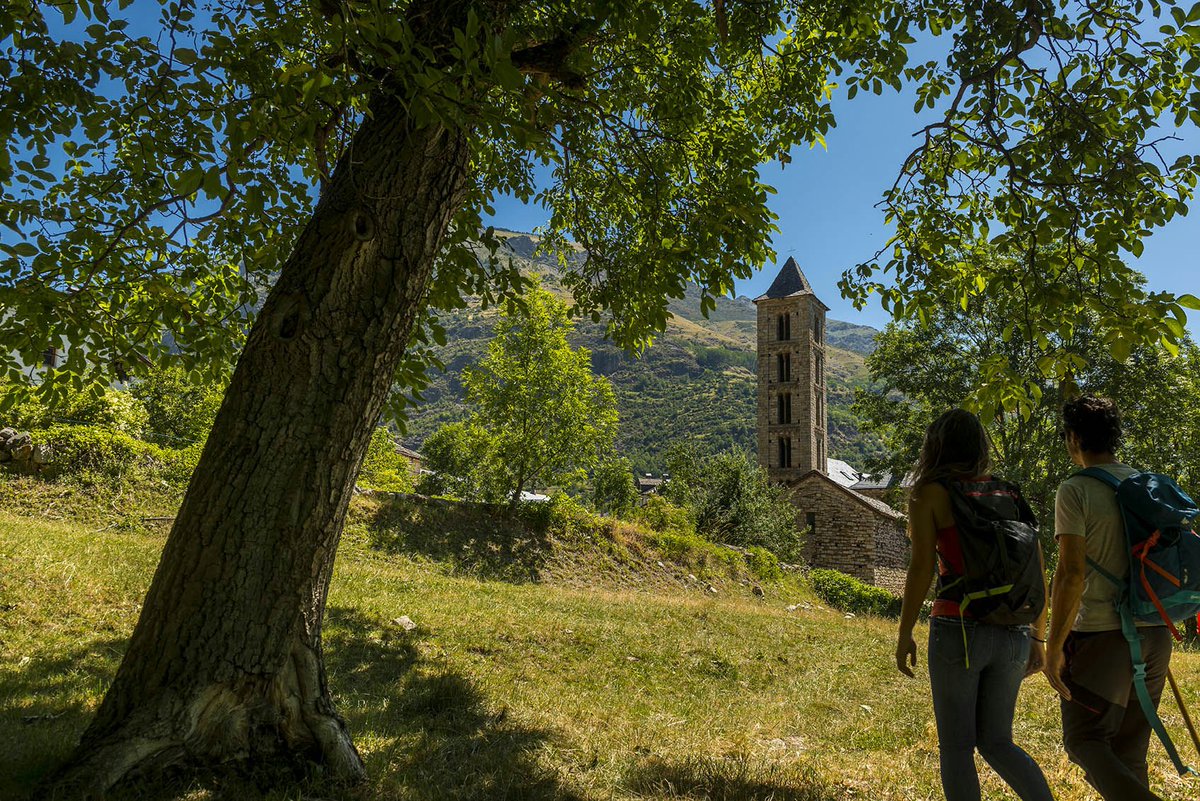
936 478 1045 626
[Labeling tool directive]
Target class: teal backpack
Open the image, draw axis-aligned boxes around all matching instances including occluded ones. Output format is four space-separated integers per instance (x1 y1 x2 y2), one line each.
1079 467 1200 775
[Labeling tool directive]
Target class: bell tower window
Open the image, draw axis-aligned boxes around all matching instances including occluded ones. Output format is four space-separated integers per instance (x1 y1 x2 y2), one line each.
776 352 791 383
778 436 793 468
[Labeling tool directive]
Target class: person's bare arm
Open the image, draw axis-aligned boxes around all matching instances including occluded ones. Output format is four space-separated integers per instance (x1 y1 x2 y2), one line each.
896 487 938 678
1025 543 1050 678
1045 534 1087 699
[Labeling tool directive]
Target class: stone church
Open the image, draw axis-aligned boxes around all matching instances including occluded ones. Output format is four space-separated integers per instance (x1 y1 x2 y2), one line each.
755 257 909 593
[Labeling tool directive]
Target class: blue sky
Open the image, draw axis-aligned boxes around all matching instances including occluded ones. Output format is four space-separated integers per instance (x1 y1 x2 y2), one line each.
490 83 1200 338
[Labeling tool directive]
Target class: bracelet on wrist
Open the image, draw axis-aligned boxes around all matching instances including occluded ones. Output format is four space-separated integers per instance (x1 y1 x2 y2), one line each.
1031 636 1046 643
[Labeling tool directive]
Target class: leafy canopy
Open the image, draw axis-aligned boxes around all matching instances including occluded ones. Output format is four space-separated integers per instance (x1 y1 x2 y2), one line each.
3 0 1200 419
855 267 1200 535
842 0 1200 413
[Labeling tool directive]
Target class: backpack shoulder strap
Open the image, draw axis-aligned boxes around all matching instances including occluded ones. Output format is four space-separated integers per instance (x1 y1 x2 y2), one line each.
1118 606 1195 776
1076 466 1123 490
1085 556 1122 587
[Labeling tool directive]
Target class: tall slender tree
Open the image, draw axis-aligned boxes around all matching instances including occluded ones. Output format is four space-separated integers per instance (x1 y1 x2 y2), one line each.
464 284 618 503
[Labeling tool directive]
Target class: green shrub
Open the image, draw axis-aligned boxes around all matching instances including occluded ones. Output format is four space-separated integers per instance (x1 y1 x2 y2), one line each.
633 494 694 536
38 424 161 484
2 383 149 436
0 382 53 429
417 420 505 501
63 389 149 437
358 427 416 493
592 455 639 517
130 367 225 445
548 493 600 529
662 446 801 561
808 568 901 618
160 442 203 486
650 529 743 576
17 423 204 490
650 529 706 562
744 546 783 582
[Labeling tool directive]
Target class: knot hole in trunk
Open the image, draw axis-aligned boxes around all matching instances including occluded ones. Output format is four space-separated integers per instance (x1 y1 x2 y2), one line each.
350 208 376 242
271 293 311 341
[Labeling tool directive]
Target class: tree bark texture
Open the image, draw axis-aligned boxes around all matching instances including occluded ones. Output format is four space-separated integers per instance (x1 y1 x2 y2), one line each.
45 5 478 795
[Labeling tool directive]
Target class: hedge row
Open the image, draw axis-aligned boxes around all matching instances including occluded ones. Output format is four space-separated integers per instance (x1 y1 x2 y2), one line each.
808 568 902 619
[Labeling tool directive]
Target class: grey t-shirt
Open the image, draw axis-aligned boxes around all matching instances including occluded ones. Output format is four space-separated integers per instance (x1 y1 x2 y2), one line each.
1054 463 1140 632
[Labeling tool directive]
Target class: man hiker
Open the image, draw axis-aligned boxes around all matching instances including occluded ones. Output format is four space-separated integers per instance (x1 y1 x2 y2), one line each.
1044 395 1171 801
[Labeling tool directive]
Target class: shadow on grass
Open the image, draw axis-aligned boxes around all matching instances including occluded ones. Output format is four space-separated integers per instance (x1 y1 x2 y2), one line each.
622 755 848 801
6 607 581 801
0 635 127 801
324 605 586 801
362 494 556 583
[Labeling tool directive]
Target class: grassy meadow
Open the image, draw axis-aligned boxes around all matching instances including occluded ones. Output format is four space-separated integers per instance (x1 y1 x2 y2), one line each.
3 501 1200 800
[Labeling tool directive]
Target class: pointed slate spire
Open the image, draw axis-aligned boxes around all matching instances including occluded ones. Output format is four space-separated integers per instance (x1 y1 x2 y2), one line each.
755 256 815 301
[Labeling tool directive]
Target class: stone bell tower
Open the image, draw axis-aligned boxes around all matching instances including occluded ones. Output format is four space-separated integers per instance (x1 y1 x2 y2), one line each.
754 257 829 483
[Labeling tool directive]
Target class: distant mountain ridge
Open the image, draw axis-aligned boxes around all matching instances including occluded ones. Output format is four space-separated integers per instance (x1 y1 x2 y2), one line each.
403 231 885 473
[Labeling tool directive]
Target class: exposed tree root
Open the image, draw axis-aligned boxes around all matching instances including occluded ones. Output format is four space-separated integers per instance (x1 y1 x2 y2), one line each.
38 639 364 800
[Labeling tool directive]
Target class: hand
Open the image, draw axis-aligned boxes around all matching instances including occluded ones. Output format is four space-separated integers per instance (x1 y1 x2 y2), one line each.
1025 640 1045 678
896 634 918 678
1044 646 1072 700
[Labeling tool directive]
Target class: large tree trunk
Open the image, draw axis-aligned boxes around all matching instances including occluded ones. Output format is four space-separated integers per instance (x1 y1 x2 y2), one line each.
43 8 476 795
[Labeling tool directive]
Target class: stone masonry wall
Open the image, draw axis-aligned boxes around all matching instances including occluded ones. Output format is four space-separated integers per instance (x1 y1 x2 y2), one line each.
874 520 909 569
789 476 908 594
791 479 877 585
872 520 910 595
872 568 908 595
756 296 827 482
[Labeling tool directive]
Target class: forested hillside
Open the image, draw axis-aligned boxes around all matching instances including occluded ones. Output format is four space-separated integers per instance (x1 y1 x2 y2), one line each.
404 232 885 474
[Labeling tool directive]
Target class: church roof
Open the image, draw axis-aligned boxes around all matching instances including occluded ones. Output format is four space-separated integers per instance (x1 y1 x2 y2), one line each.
826 458 862 488
754 257 828 308
786 469 904 521
850 470 915 492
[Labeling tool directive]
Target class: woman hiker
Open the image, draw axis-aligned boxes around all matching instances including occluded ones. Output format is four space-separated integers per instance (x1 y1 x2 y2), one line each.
894 408 1054 801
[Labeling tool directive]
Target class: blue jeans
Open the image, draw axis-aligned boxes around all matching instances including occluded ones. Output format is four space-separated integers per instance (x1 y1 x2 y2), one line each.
928 618 1054 801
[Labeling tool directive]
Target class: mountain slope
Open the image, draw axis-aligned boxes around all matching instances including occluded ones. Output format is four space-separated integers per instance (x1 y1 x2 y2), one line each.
404 232 884 473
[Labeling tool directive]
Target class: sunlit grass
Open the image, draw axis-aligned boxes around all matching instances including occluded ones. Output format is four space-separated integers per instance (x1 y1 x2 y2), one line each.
3 506 1200 800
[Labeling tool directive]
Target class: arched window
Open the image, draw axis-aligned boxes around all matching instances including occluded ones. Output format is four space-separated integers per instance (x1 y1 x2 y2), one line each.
776 352 791 382
778 393 792 424
777 313 791 341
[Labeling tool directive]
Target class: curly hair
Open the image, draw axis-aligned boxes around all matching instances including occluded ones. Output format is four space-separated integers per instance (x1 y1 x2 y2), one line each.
1062 395 1122 455
913 408 993 488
